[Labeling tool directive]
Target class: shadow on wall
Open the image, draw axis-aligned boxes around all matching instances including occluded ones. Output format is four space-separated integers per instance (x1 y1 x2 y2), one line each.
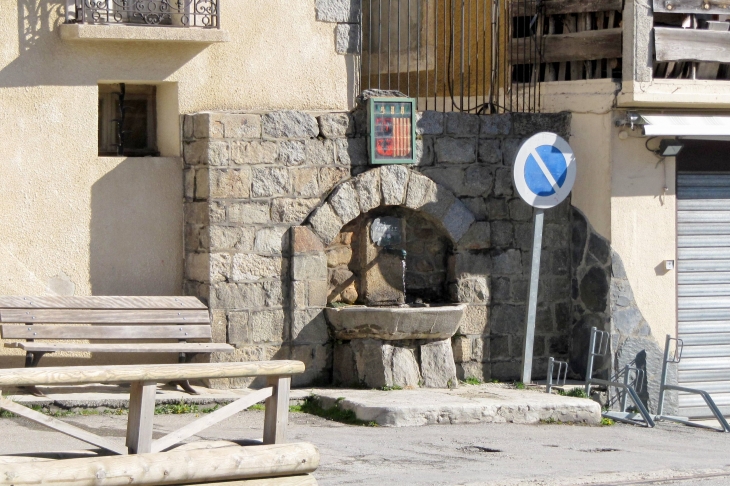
90 158 184 295
0 0 207 87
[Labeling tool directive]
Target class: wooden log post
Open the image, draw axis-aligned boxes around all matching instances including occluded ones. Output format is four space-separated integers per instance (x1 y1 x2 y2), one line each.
263 376 291 445
126 381 157 454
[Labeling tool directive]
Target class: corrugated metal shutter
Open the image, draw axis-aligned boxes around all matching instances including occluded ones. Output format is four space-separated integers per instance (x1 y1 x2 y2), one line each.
677 172 730 419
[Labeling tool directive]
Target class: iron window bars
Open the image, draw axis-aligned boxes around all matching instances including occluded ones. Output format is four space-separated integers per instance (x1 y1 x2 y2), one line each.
68 0 220 28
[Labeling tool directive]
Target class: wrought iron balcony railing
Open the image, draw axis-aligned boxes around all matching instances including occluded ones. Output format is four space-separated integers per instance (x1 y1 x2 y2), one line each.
68 0 220 28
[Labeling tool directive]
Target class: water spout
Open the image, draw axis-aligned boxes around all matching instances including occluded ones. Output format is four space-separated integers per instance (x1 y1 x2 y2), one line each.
381 246 407 261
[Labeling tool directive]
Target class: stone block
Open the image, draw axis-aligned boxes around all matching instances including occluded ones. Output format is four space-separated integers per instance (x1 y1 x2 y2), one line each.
209 202 226 224
443 200 476 242
333 341 359 386
462 165 494 197
391 347 422 388
453 336 471 363
195 168 210 200
251 167 290 198
421 339 458 388
210 253 231 282
501 138 522 167
209 168 250 199
185 224 203 252
512 112 571 138
185 201 209 225
493 167 513 197
588 233 610 265
490 304 524 334
263 280 286 307
227 311 249 345
544 224 570 248
262 111 319 139
318 113 353 138
492 249 521 274
417 111 444 135
490 360 522 381
309 203 344 246
192 113 223 139
490 221 514 248
291 344 332 387
221 114 261 139
380 165 410 205
454 252 490 278
490 335 510 359
404 172 437 210
230 140 278 165
491 277 510 302
184 168 195 200
293 281 308 309
250 310 287 343
212 283 267 309
416 137 435 166
356 169 382 212
329 180 361 224
184 140 229 166
211 310 227 343
228 201 270 224
457 361 490 382
271 198 319 224
309 280 329 307
478 139 502 164
450 277 489 304
508 198 533 222
305 139 336 165
486 198 508 220
511 279 529 301
254 226 289 255
458 222 491 250
513 222 533 251
472 336 488 362
457 305 488 335
319 166 350 194
293 309 329 344
185 252 209 283
480 114 512 137
292 253 328 281
183 115 195 140
420 167 463 196
289 168 319 198
231 254 283 281
291 226 325 253
336 138 368 166
462 197 487 221
335 23 361 54
277 140 306 166
327 247 353 268
315 0 360 22
434 137 477 164
579 266 609 313
445 112 481 135
351 339 387 389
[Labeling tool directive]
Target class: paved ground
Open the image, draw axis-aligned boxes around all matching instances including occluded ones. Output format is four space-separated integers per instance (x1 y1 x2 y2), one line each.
1 409 729 485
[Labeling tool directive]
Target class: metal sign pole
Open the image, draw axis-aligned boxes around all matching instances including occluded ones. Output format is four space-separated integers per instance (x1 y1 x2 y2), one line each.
521 208 545 384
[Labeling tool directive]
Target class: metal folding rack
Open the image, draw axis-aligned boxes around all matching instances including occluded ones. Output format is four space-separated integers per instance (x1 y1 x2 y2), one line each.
545 357 568 394
584 327 656 427
655 335 730 433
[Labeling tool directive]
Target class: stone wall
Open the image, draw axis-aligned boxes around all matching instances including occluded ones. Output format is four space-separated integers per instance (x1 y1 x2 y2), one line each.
182 100 574 387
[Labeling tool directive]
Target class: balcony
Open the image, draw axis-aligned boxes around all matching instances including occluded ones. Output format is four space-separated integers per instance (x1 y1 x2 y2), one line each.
61 0 229 43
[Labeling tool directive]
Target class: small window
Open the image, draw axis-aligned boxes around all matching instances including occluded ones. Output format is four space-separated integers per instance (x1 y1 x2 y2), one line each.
98 84 158 157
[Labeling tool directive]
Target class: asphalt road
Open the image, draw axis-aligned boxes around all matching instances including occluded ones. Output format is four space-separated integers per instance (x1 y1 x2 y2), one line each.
1 410 729 485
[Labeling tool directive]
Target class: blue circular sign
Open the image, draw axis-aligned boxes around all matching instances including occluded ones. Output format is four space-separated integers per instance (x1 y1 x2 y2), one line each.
513 133 576 209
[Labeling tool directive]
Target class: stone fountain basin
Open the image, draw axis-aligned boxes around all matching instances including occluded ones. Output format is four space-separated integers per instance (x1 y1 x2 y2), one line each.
324 304 467 340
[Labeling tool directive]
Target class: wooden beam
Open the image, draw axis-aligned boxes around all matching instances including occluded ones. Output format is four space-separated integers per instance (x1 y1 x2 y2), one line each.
512 0 623 16
151 387 274 453
0 296 207 310
654 0 730 14
0 443 320 485
126 381 157 454
0 396 127 455
263 376 291 445
655 27 730 63
0 361 306 387
0 309 210 324
1 324 212 340
7 343 233 354
511 29 623 64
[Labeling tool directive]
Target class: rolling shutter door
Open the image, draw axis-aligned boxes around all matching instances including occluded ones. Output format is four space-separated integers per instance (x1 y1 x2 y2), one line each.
677 172 730 419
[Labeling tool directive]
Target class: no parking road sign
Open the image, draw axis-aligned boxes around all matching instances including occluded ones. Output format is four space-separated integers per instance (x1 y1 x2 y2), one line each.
514 132 577 384
513 132 576 209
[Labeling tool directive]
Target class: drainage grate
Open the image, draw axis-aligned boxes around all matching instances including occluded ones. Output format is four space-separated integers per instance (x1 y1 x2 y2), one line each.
459 446 502 453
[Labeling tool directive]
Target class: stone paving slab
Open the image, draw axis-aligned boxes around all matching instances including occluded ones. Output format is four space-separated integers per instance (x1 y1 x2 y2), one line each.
306 384 601 426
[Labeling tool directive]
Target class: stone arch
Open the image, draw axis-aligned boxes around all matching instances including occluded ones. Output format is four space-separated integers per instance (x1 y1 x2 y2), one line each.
303 165 479 248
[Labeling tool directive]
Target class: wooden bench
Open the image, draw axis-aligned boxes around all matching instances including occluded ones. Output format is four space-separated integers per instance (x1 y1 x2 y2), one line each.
0 360 318 485
0 296 234 395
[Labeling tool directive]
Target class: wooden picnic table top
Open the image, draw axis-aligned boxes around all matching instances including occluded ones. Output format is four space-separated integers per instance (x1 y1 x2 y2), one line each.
0 360 305 387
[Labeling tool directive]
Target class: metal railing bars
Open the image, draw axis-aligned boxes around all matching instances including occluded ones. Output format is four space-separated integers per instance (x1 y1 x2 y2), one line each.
70 0 220 28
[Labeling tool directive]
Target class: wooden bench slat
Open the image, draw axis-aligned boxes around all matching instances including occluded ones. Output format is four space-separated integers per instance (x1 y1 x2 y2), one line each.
5 342 234 353
0 309 210 324
0 296 207 310
0 361 305 386
1 324 212 340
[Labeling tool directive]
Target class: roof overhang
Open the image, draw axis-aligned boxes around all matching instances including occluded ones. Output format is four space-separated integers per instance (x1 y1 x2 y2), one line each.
637 114 730 137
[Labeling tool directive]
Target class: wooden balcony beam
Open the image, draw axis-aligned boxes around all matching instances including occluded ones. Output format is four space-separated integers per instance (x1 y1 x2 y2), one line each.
511 29 622 64
655 27 730 63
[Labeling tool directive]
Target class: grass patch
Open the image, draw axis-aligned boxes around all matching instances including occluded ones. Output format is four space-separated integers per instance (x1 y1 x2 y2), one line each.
556 388 589 399
601 417 615 426
381 385 403 391
155 400 200 415
464 377 482 385
299 397 377 427
247 403 266 412
540 417 561 425
514 381 526 390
